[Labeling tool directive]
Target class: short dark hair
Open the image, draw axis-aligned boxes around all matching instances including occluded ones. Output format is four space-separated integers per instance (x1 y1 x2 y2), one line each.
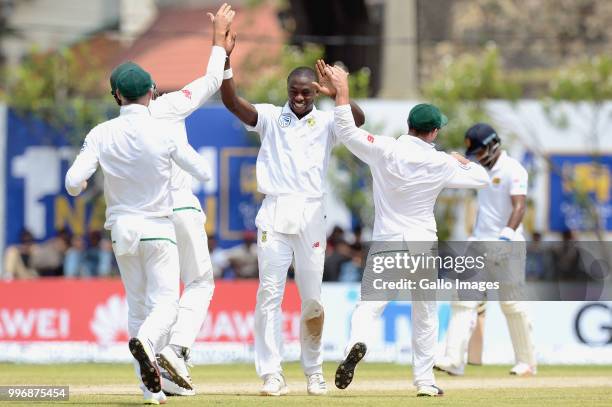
408 127 436 138
287 66 316 83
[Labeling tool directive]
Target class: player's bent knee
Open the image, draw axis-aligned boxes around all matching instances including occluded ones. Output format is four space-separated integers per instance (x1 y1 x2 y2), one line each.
301 299 325 338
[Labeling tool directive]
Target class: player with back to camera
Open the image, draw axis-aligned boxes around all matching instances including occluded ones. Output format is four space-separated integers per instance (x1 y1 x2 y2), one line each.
109 3 236 399
105 3 235 402
219 38 365 396
320 63 490 397
435 123 537 377
65 60 213 404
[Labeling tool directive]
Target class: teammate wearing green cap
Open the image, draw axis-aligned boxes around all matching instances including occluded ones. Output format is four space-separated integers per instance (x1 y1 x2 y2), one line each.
319 64 490 397
72 3 236 404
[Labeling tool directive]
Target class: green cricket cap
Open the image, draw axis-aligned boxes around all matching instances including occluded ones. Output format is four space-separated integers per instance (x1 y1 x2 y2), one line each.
110 61 140 92
408 103 449 132
115 65 153 100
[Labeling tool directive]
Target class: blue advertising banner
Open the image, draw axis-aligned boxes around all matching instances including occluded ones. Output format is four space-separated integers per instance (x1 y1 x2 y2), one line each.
549 154 612 232
4 106 259 249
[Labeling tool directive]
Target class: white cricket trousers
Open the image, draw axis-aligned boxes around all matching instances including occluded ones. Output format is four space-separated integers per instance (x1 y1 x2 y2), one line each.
113 217 180 352
345 237 439 387
443 239 535 370
254 198 326 378
346 299 438 387
163 207 215 349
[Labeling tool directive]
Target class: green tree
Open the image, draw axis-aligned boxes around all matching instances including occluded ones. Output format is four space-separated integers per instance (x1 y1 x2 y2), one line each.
0 44 112 146
546 55 612 240
422 45 521 240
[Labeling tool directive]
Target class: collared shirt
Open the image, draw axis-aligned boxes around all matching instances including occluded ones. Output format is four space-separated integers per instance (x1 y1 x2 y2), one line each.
245 102 337 198
473 151 528 240
65 104 211 229
148 45 226 208
334 105 489 241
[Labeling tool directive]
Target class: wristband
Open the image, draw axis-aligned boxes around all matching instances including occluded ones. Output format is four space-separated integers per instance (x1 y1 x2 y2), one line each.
223 68 233 80
498 227 515 241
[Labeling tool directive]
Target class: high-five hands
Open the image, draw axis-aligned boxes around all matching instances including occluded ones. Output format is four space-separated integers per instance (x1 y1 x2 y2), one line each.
312 59 337 98
322 63 350 105
208 3 236 54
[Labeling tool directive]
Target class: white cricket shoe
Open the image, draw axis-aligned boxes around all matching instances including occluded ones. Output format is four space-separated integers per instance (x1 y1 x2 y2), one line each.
306 373 328 396
129 337 161 393
434 356 464 376
157 345 194 391
510 363 537 376
416 384 444 397
160 368 196 396
260 373 289 396
141 385 167 405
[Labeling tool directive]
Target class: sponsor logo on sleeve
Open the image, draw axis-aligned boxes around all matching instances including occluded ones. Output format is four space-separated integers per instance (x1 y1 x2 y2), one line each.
367 134 375 143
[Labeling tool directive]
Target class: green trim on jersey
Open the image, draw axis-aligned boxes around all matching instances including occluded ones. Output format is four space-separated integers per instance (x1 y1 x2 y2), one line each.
173 206 201 213
112 238 177 245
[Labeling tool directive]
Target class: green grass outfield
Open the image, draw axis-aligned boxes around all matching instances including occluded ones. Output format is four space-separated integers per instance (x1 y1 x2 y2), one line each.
0 363 611 406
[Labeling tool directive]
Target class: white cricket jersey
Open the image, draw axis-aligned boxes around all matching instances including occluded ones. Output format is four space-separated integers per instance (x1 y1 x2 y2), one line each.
473 151 528 240
334 105 489 241
65 104 212 229
148 45 226 209
246 103 336 198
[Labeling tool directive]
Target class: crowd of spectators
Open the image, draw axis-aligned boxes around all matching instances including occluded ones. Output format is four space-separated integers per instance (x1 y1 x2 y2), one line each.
0 226 597 282
2 228 116 279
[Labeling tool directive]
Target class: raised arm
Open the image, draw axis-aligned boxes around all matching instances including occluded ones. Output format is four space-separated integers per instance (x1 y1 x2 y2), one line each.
169 138 211 184
219 36 258 127
327 65 390 165
150 4 234 119
444 152 490 189
314 60 365 127
65 131 99 196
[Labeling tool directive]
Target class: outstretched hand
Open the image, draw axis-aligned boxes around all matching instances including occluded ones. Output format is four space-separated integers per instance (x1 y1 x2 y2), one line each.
208 3 235 47
323 64 350 105
450 152 470 165
312 59 336 98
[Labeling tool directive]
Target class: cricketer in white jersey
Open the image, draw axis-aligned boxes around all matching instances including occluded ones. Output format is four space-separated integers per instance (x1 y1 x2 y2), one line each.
436 123 537 377
322 65 489 397
220 53 365 395
107 4 235 396
65 63 211 403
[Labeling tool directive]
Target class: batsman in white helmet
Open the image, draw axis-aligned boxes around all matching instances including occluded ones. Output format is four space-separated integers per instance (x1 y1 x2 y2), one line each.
109 3 235 397
321 64 490 397
435 123 537 376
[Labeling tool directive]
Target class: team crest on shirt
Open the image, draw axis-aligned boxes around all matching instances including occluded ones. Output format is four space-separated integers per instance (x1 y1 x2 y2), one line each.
492 177 501 185
307 117 316 128
181 89 192 100
261 231 267 242
279 114 292 128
